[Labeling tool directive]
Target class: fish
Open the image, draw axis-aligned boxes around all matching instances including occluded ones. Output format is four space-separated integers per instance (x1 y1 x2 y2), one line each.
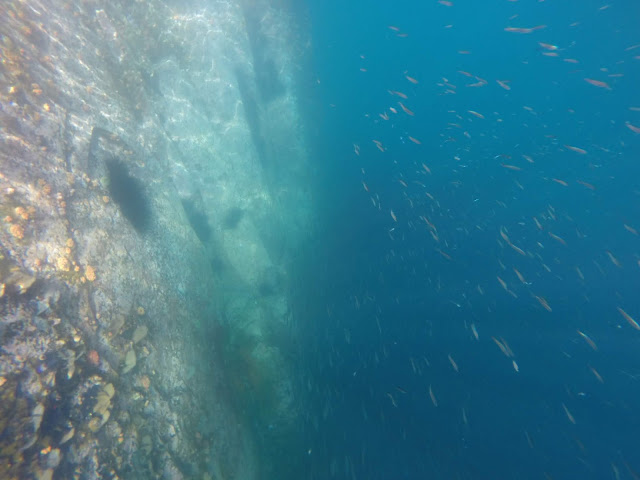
589 366 604 383
533 217 543 230
534 295 552 312
524 431 534 449
612 464 621 480
408 136 421 145
508 243 526 256
405 75 419 84
386 392 398 407
389 90 408 99
436 249 452 260
447 354 459 372
491 336 512 357
577 330 598 351
606 251 621 267
617 307 640 330
504 25 547 34
548 232 566 245
576 180 596 190
538 42 558 50
428 385 438 407
398 102 415 116
626 122 640 134
499 227 510 243
562 403 576 424
584 78 611 90
470 323 479 340
501 164 522 171
373 140 385 152
500 337 515 357
513 268 527 284
551 178 569 186
420 215 435 230
564 144 587 154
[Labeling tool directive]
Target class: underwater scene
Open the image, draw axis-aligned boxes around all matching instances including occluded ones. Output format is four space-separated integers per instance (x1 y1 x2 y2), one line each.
1 0 639 479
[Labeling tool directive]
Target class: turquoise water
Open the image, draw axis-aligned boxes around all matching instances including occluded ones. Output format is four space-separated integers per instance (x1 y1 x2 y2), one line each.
299 1 640 478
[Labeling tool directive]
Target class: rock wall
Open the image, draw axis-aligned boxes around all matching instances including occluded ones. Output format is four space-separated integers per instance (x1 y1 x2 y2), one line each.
0 1 311 478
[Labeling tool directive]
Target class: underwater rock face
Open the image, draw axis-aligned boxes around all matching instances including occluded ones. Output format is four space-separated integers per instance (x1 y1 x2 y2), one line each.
0 0 311 478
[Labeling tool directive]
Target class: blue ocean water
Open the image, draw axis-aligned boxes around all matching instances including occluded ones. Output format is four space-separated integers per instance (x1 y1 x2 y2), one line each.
299 1 640 478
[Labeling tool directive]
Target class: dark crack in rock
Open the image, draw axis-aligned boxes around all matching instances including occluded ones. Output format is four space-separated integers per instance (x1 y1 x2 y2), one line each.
106 157 152 234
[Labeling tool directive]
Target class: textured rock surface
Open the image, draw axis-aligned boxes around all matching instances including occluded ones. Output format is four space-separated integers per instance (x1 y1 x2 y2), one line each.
1 1 311 478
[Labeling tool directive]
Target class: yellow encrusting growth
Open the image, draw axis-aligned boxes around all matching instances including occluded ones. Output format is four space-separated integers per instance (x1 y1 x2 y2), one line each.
56 256 70 272
9 224 24 239
85 265 96 282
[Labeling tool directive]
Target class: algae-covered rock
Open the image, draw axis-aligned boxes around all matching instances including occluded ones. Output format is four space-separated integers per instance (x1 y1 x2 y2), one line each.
122 349 136 374
94 384 114 415
88 408 110 433
132 325 148 344
60 427 74 444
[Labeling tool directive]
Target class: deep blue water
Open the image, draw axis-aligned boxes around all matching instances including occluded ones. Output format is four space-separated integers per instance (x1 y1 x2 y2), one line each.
298 1 640 479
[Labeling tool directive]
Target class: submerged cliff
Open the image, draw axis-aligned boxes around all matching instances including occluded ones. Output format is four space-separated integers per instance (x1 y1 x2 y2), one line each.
0 1 313 478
